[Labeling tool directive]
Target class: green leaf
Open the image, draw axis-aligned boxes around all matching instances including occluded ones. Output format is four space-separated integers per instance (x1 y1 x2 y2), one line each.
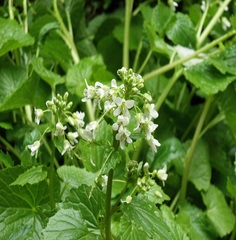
161 205 189 240
64 185 105 231
43 208 97 239
177 202 217 240
0 122 12 130
184 60 236 95
166 13 196 48
66 55 109 97
0 18 34 57
0 151 14 168
10 165 47 186
32 57 65 88
0 64 39 112
188 139 211 191
209 44 236 75
121 195 174 240
0 166 50 239
57 165 97 188
216 84 236 132
201 184 235 237
227 177 236 199
119 216 147 240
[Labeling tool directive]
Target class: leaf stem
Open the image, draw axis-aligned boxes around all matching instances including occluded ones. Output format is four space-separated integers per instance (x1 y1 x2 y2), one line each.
143 30 236 81
105 168 114 240
123 0 134 68
0 135 22 162
197 0 232 48
179 96 213 203
155 69 183 111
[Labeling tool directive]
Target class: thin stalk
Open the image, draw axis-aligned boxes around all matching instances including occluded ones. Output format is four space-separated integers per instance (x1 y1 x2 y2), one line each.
123 0 134 68
132 39 142 72
155 69 183 111
143 30 236 81
230 217 236 240
179 96 213 203
137 50 152 74
105 169 114 240
23 0 28 33
196 1 209 40
48 139 55 210
0 135 22 161
198 0 232 48
8 0 14 19
53 0 80 64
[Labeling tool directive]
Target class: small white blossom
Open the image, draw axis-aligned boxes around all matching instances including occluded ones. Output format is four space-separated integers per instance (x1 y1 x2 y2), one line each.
83 121 99 141
62 139 74 155
101 175 108 187
146 135 161 152
72 111 85 129
112 115 130 131
125 195 132 204
113 97 134 118
222 17 231 31
157 165 168 184
27 140 40 158
82 80 96 102
67 132 79 145
144 104 158 119
34 108 44 125
115 125 132 149
54 122 67 136
201 1 206 12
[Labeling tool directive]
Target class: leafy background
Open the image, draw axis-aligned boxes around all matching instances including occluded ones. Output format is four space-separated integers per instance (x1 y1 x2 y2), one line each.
0 0 236 239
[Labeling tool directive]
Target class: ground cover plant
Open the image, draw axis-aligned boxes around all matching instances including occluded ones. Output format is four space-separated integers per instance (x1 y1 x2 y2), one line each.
0 0 236 239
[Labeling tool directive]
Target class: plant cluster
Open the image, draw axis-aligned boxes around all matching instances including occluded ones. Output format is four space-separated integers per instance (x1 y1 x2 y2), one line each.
0 0 236 239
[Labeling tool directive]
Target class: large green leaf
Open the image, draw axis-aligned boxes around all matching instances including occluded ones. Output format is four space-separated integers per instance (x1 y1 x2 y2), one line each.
10 165 47 186
201 184 235 237
177 202 217 240
32 57 65 88
188 139 211 191
209 44 236 75
0 166 49 239
0 18 34 57
166 13 196 48
64 184 105 231
43 208 99 240
0 64 38 111
121 195 174 240
57 165 97 188
184 60 236 95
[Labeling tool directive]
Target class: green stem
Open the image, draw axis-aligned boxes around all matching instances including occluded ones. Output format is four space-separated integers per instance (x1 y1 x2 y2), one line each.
230 216 236 240
137 50 152 74
143 30 236 81
0 135 22 161
8 0 14 19
155 69 183 111
53 0 80 64
48 140 55 210
105 169 114 240
123 0 134 68
197 0 232 48
179 96 213 203
132 39 142 72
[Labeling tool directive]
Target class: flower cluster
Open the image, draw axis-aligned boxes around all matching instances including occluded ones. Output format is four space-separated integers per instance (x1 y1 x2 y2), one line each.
82 67 160 151
27 68 161 158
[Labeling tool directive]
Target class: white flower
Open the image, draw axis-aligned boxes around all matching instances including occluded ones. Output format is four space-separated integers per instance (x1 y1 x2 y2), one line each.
83 121 99 141
67 132 79 145
72 111 85 129
82 80 96 102
61 139 74 155
54 122 67 136
27 140 40 158
144 104 158 119
125 195 132 204
146 135 161 152
201 1 206 12
157 165 168 183
115 125 132 149
112 115 130 131
101 175 108 187
34 108 44 125
113 97 134 118
222 17 231 31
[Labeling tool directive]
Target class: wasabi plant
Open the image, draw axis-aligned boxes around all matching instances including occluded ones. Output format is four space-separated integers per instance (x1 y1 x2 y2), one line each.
0 0 236 239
